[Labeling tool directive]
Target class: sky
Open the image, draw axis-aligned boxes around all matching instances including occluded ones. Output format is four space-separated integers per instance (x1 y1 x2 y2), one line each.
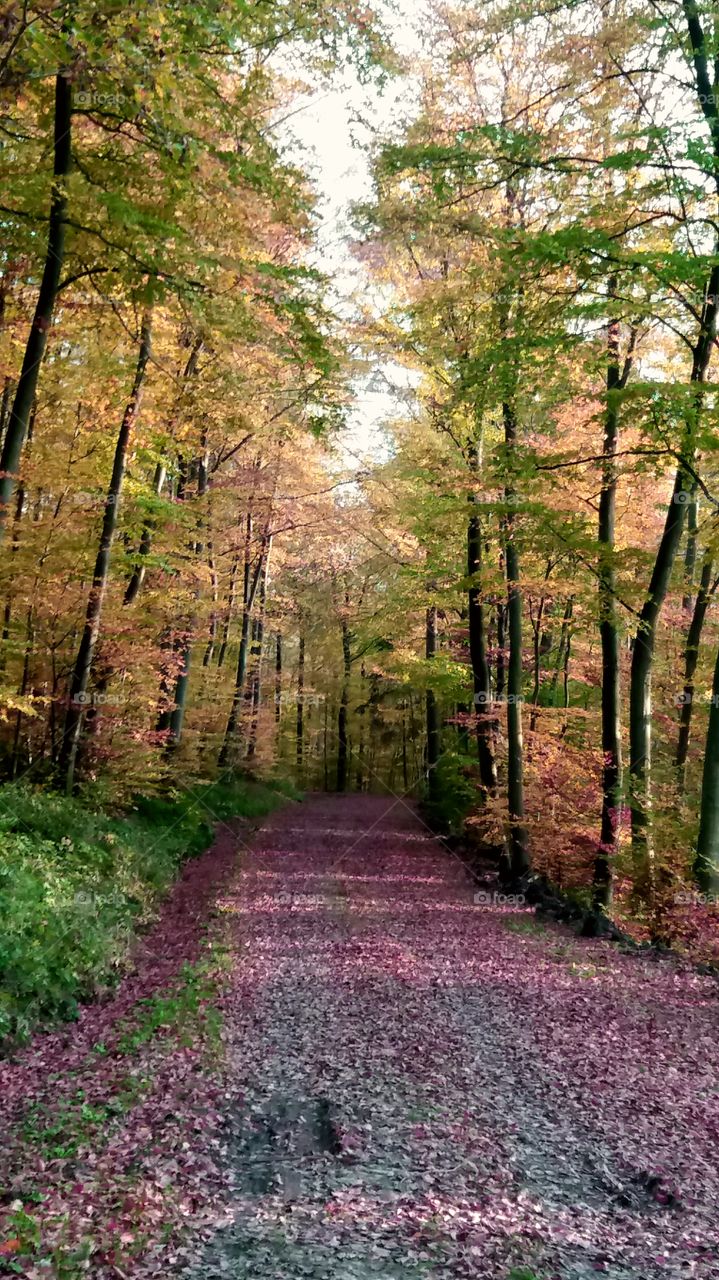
276 4 425 464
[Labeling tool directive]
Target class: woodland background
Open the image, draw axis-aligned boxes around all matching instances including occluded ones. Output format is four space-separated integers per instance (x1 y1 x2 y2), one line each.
3 0 719 1039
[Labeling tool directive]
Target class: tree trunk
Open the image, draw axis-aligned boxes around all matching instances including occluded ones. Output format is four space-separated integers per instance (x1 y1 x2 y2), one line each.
60 310 153 791
0 68 72 539
275 632 282 725
218 525 267 768
503 400 529 880
682 486 699 611
694 639 719 894
159 345 206 748
676 555 716 791
467 445 498 797
336 617 351 792
425 602 440 800
629 264 719 889
296 631 305 775
595 292 626 907
246 555 269 760
495 593 506 701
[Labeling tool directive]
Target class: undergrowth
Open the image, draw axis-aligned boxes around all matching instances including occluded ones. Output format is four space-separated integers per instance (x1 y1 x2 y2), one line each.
0 775 298 1046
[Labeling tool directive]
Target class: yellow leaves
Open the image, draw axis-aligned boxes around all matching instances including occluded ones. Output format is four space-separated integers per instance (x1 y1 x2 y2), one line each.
0 690 47 723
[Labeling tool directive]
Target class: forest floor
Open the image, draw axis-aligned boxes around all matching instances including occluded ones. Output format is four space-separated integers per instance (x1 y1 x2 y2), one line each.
3 793 719 1279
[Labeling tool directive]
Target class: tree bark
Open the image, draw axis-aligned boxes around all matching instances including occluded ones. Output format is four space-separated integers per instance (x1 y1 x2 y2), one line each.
0 68 72 538
275 632 282 726
467 443 498 797
218 522 267 768
296 631 305 775
503 399 529 880
595 288 628 907
694 639 719 894
425 601 440 800
60 310 153 791
676 555 716 791
336 613 351 792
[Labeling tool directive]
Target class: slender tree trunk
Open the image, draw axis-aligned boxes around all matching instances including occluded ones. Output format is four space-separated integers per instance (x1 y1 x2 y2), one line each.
503 400 529 880
246 556 268 760
275 632 282 726
467 444 498 797
0 68 72 538
323 693 329 790
629 260 719 889
676 555 716 791
337 616 351 792
528 590 547 736
595 293 626 907
694 640 719 894
60 310 153 790
296 631 305 775
0 403 35 673
495 593 506 701
401 700 409 790
682 486 699 611
160 346 206 748
425 601 440 800
630 462 700 890
218 528 267 767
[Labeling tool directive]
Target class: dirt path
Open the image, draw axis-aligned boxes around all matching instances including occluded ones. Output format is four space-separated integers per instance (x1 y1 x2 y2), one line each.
160 794 719 1280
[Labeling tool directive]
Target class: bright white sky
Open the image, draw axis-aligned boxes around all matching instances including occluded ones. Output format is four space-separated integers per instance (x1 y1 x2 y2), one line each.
278 3 425 463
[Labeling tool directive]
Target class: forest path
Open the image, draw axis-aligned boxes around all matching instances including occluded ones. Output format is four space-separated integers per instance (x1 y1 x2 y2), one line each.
167 793 719 1280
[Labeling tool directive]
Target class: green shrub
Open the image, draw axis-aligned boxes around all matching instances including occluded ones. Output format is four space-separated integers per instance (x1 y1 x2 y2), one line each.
0 775 297 1046
423 749 478 834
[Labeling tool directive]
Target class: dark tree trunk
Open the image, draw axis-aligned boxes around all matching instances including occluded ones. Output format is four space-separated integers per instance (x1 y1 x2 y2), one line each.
503 400 529 880
296 631 305 775
634 8 719 890
218 524 267 768
495 593 506 701
676 555 716 791
0 68 72 538
60 311 153 790
467 445 498 797
682 486 699 611
275 632 282 726
159 344 206 748
336 616 351 792
246 556 268 760
595 289 629 908
425 602 440 799
0 402 35 673
695 639 719 894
